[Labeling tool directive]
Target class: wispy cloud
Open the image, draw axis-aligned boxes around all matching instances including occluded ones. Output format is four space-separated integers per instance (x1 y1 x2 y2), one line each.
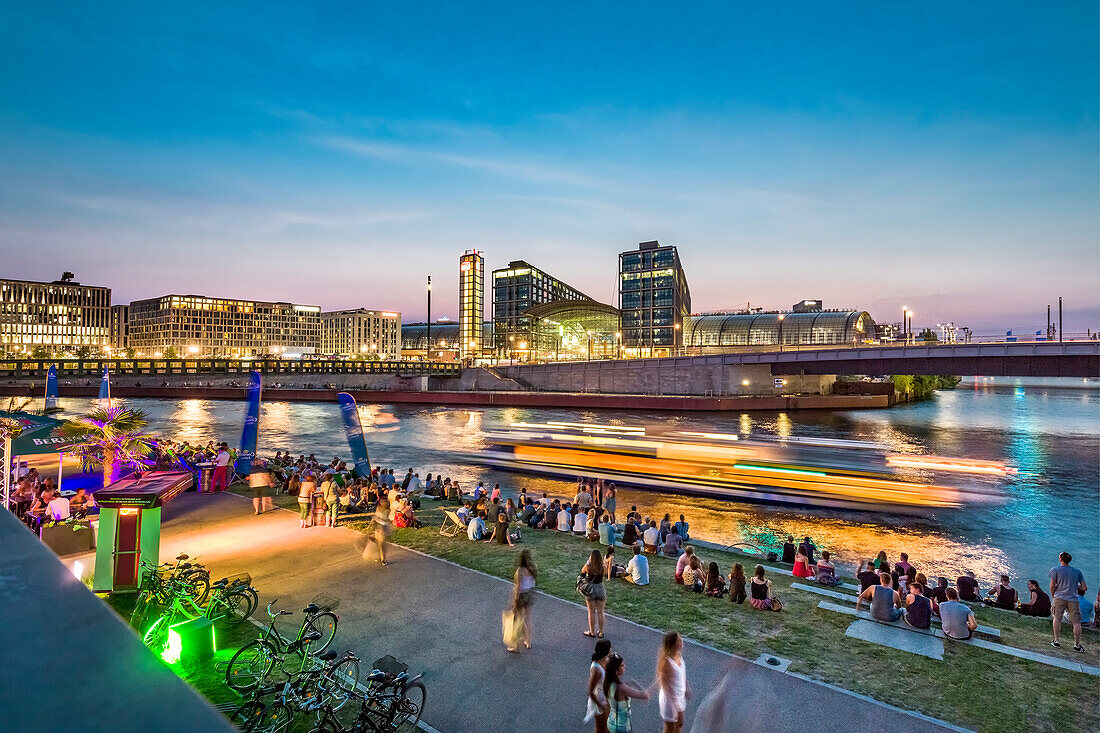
318 135 608 190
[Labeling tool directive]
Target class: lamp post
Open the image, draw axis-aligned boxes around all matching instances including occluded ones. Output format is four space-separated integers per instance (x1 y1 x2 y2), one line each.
673 322 681 357
901 306 908 344
508 335 514 362
426 276 432 362
615 332 622 360
777 313 785 353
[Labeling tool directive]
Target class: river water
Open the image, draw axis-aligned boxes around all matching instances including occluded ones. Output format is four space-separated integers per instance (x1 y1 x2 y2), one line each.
58 383 1098 586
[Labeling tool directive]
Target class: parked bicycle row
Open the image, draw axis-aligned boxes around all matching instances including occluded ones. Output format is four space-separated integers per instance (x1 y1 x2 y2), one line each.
225 597 425 733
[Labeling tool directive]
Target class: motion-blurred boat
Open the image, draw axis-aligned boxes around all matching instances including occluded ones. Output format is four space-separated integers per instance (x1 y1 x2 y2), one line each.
472 422 1010 513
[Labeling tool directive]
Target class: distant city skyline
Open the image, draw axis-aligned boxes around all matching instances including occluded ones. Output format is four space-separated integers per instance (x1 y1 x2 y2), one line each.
1 2 1096 335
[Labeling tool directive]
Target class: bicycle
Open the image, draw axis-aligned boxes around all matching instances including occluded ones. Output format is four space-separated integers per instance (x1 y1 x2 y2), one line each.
141 571 257 654
130 553 211 629
309 657 425 733
225 598 340 692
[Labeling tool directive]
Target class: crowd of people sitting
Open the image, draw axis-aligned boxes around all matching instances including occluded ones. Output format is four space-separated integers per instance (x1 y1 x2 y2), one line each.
7 467 97 528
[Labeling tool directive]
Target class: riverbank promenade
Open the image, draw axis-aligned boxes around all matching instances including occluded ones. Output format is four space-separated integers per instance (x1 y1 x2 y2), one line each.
141 492 956 732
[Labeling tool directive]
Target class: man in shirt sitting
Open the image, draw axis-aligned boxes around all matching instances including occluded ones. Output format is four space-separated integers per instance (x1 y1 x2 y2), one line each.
939 588 978 640
466 510 487 540
857 572 902 622
598 516 619 546
956 571 981 602
624 545 650 586
456 501 472 526
642 520 661 553
46 492 71 521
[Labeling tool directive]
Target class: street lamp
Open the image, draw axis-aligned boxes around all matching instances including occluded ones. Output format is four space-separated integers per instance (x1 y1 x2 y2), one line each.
587 330 593 361
777 313 785 352
426 276 432 362
673 322 681 357
508 335 515 361
615 332 622 360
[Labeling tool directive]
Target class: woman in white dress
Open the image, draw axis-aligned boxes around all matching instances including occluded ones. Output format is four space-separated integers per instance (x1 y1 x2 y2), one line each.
586 639 612 733
656 631 690 733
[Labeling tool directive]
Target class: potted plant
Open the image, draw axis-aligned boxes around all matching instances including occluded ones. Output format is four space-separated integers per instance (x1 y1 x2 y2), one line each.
40 517 95 555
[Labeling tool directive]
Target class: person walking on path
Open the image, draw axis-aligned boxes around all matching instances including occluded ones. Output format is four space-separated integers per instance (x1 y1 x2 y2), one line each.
604 653 650 733
586 639 612 733
506 550 537 652
582 549 607 638
366 495 391 566
1050 551 1088 651
655 631 690 733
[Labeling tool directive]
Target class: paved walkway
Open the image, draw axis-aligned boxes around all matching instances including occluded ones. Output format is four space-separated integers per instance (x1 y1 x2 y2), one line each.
156 493 956 733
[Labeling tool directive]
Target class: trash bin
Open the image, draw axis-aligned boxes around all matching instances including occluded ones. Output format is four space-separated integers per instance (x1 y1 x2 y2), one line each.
195 463 216 493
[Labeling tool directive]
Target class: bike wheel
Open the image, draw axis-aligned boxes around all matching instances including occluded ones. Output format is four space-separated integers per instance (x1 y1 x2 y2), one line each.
324 657 360 711
142 615 170 654
226 641 274 691
305 611 338 654
252 702 293 733
231 700 265 731
306 717 340 733
180 568 210 604
390 681 425 732
213 589 253 629
130 595 149 629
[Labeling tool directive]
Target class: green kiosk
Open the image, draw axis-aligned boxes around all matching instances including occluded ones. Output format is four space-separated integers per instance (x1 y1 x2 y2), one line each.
93 471 193 593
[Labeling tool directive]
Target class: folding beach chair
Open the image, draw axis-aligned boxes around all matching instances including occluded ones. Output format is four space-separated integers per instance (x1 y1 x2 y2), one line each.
439 508 464 537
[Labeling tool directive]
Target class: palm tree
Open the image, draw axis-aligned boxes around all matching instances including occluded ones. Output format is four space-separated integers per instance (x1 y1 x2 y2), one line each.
4 396 63 417
58 407 157 488
0 415 24 508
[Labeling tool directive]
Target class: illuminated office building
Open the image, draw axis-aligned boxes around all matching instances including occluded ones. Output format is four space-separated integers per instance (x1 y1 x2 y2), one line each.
492 260 590 359
110 304 130 350
127 294 321 357
0 274 111 356
459 250 485 359
618 241 691 356
321 309 401 360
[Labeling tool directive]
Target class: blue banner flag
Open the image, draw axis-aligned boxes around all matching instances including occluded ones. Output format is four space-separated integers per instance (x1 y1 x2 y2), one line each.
235 370 262 474
337 392 372 479
44 364 58 410
98 365 111 409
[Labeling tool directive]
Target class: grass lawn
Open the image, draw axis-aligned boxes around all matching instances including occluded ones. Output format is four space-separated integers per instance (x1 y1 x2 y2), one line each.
239 487 1098 732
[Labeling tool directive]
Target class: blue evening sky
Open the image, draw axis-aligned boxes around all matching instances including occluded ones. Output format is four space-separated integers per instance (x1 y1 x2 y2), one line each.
1 2 1096 333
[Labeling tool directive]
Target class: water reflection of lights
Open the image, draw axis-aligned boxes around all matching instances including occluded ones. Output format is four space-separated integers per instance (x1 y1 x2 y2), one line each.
171 400 212 442
739 414 753 435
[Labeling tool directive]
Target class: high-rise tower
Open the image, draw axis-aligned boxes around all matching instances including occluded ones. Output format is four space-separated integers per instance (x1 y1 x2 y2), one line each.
458 250 484 360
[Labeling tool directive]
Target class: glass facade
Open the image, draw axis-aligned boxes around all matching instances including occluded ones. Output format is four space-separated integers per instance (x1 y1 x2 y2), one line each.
110 305 129 349
618 241 691 355
525 301 621 361
683 311 876 348
0 277 111 356
492 260 590 358
458 251 484 359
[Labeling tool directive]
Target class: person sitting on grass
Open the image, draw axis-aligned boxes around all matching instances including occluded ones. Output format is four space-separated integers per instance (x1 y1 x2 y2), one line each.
904 582 933 630
456 501 472 526
605 545 627 579
622 517 641 547
467 510 487 541
857 559 880 592
672 514 690 541
858 572 902 622
814 551 841 586
792 547 815 579
642 520 660 553
929 576 950 610
1017 579 1051 617
683 555 705 593
674 546 695 584
705 561 726 597
485 512 514 546
624 545 649 586
873 550 889 571
781 536 797 564
939 588 977 640
598 513 619 546
557 502 574 533
585 510 602 539
749 565 778 611
729 563 747 604
659 513 672 544
573 506 589 537
898 566 916 595
486 497 503 525
661 531 682 557
519 499 537 526
541 501 558 530
505 497 518 522
895 552 913 576
798 536 817 565
401 499 421 529
956 570 981 602
984 574 1018 610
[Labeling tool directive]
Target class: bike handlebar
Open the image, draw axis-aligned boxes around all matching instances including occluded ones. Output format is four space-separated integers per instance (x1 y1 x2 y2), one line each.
266 599 291 618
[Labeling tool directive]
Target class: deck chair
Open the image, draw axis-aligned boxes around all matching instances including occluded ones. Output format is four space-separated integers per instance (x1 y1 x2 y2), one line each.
439 508 464 538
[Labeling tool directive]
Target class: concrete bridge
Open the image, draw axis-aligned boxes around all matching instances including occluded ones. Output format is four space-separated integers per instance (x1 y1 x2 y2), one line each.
496 341 1100 396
